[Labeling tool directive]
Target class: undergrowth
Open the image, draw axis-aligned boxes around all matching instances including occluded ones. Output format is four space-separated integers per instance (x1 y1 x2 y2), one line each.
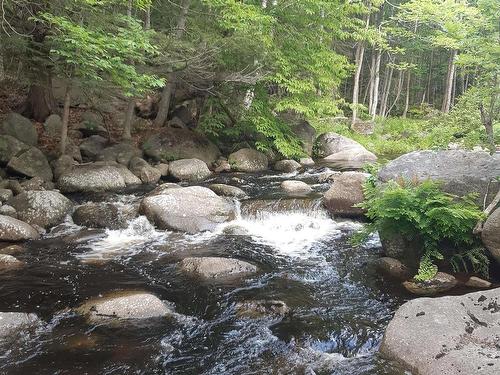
355 178 489 281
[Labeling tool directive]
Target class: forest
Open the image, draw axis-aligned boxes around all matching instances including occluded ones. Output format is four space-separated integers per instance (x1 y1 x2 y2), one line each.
1 0 498 156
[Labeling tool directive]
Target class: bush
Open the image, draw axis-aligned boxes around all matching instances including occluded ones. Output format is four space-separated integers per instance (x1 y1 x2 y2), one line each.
355 178 489 281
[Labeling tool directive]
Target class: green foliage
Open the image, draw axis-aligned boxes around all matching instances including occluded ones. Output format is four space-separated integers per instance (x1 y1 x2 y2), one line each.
358 179 487 280
450 247 490 279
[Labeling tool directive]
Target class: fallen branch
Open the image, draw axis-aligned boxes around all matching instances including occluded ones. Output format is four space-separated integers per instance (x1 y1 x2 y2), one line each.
473 186 500 234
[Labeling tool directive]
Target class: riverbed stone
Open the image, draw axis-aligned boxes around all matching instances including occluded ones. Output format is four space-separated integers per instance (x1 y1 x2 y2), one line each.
52 155 75 181
0 215 40 241
280 112 316 155
274 160 301 173
0 244 24 255
0 254 23 269
323 172 369 218
1 113 38 146
0 205 16 218
143 127 220 165
179 257 257 279
43 114 62 137
378 150 500 205
235 300 289 319
465 276 492 289
73 202 130 230
209 184 247 199
315 133 377 165
403 272 458 296
299 157 315 167
7 147 53 182
0 135 31 164
77 111 107 137
99 142 143 165
281 180 312 196
129 157 161 184
9 190 73 229
140 186 236 233
0 189 13 203
380 288 500 375
0 312 40 338
57 164 127 193
482 207 500 264
374 257 410 280
228 148 268 173
76 291 172 324
168 158 211 182
155 163 169 177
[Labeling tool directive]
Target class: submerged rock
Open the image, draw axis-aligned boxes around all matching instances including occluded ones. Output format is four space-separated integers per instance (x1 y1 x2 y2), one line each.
228 148 268 173
9 190 73 229
209 184 247 199
482 207 500 264
235 300 289 319
274 160 301 173
0 254 23 269
374 257 410 280
57 164 127 193
403 272 457 296
381 288 500 375
0 312 40 338
179 257 257 279
323 172 369 218
168 158 211 182
378 150 500 205
140 186 235 233
76 291 173 324
0 215 40 241
281 180 312 196
143 127 220 165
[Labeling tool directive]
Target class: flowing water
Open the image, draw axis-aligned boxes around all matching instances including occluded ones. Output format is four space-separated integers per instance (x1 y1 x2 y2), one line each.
0 168 410 375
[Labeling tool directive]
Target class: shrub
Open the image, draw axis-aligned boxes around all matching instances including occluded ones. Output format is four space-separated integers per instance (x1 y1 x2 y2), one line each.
355 178 489 281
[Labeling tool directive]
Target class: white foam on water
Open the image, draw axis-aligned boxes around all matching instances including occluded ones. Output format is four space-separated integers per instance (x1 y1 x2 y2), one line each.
76 216 167 262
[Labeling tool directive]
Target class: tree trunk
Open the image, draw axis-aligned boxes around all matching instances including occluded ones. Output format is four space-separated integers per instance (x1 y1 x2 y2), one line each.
441 49 457 113
402 69 411 118
380 61 393 117
352 42 366 126
145 4 151 29
122 99 135 140
370 50 381 119
154 0 190 127
127 0 132 17
368 52 376 113
21 73 57 122
386 69 403 117
60 85 71 155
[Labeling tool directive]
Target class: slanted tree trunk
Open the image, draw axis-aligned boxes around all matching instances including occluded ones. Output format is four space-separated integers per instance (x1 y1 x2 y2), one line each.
154 0 191 127
441 49 457 113
386 69 403 117
60 85 71 155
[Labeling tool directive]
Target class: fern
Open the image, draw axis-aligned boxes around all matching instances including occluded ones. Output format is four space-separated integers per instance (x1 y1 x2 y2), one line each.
450 247 490 278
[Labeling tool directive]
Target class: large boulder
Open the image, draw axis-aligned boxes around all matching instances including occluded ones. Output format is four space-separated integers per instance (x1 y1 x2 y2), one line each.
1 113 38 145
72 202 133 229
0 215 40 241
140 186 235 233
274 160 301 173
57 164 127 193
9 190 73 229
0 135 31 164
378 150 500 205
315 132 377 165
142 127 220 165
179 257 257 279
168 158 211 182
323 172 369 217
280 112 316 155
79 135 107 160
76 291 173 324
129 157 161 184
280 180 312 196
209 184 247 199
380 288 500 375
482 207 500 263
228 148 268 172
0 312 40 338
7 147 53 182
